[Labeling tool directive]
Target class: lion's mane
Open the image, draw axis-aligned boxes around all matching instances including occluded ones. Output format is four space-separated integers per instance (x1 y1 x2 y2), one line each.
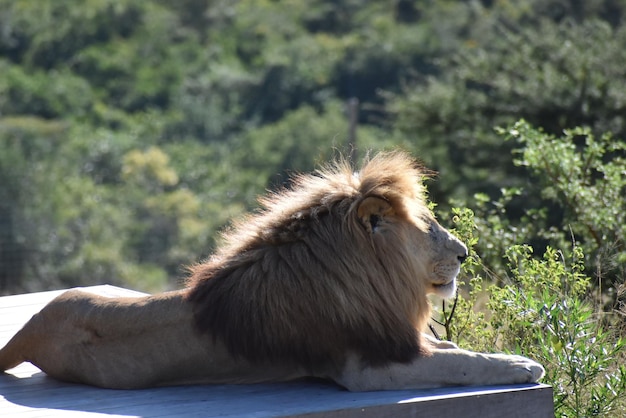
186 151 433 373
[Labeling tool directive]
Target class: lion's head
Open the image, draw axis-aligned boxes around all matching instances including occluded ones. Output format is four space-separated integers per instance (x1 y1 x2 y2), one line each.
186 150 467 373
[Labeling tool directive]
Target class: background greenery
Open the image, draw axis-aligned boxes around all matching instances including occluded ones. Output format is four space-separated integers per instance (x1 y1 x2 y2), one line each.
1 1 625 414
1 0 623 294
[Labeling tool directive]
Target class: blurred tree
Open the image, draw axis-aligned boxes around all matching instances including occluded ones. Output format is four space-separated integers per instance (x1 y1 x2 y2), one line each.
1 0 626 296
389 14 626 205
0 61 94 118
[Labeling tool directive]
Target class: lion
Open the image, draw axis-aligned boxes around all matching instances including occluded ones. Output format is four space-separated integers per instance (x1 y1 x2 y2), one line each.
0 150 544 391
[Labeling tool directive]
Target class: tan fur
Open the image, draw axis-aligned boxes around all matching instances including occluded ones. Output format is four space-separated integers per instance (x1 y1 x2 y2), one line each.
0 151 544 390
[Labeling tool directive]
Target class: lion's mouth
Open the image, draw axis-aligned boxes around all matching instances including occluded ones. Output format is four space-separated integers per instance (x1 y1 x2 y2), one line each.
432 269 460 287
433 279 455 289
432 278 457 298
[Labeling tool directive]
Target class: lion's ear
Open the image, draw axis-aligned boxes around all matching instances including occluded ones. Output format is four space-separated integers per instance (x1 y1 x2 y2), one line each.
357 196 394 233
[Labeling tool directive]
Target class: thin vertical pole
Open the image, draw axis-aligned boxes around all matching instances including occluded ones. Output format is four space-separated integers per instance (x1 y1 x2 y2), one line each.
347 97 359 162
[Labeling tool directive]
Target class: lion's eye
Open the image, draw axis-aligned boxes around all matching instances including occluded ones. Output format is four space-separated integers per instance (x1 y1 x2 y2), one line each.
370 214 381 231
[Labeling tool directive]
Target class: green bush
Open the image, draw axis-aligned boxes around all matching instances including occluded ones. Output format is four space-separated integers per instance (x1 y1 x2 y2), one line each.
433 120 626 416
501 120 626 289
438 209 626 417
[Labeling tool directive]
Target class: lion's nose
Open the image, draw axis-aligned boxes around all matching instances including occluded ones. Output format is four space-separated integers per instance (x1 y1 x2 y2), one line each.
446 236 468 264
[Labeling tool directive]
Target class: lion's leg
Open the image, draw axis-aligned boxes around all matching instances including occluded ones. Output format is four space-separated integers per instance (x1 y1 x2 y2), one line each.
0 290 99 378
333 349 545 391
422 332 458 349
1 289 194 387
0 323 34 372
3 289 201 388
0 296 59 372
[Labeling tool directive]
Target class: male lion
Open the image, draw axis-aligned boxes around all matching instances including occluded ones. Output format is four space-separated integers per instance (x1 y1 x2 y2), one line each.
0 151 544 390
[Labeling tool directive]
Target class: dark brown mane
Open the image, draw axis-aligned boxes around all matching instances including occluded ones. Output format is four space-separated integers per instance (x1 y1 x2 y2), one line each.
185 151 432 372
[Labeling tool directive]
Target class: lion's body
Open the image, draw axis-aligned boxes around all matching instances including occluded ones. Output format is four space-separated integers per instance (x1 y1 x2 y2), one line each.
0 151 544 390
0 289 306 388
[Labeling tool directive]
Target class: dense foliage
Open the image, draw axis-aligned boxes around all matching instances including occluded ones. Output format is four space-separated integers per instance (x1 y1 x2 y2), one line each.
428 119 626 416
1 0 624 294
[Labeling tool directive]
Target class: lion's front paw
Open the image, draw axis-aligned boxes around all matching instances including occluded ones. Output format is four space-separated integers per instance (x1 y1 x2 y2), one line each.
522 357 545 383
497 354 545 384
